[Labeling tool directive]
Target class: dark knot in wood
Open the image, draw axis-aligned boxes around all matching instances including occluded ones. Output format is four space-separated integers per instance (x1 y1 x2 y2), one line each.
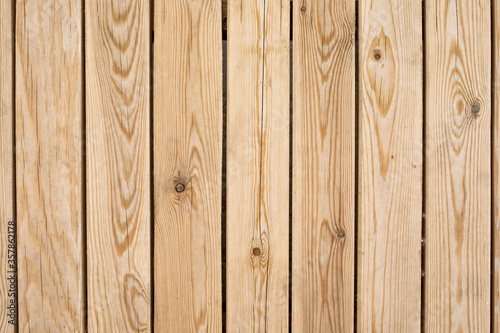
175 183 185 193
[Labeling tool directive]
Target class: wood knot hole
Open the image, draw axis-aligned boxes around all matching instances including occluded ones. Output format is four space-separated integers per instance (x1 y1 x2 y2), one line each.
337 231 345 238
471 103 480 114
252 247 261 256
372 49 382 61
175 183 186 193
300 5 306 12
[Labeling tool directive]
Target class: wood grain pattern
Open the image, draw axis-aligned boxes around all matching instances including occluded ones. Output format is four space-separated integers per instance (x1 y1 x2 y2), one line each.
0 1 14 331
425 0 491 331
495 0 500 330
226 0 290 331
15 0 83 331
291 0 355 331
358 0 423 330
153 0 222 331
86 0 151 331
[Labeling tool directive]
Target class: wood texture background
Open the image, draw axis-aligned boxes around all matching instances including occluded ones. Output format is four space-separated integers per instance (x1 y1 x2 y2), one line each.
425 0 491 331
1 0 500 331
226 0 290 331
0 0 14 331
85 0 151 331
357 0 423 331
16 0 84 331
153 0 223 331
292 0 355 331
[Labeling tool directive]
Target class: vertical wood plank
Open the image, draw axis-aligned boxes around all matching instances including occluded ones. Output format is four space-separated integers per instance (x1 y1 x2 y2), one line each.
0 0 14 331
495 0 500 330
425 0 491 331
86 0 151 331
153 0 222 331
358 0 423 330
226 0 290 331
292 0 355 331
16 0 84 331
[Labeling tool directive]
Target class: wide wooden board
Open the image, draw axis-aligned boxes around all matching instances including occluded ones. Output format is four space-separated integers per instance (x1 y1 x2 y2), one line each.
357 0 423 330
0 0 14 331
85 0 151 331
153 0 223 331
292 0 356 331
226 0 290 331
425 0 491 330
16 0 84 331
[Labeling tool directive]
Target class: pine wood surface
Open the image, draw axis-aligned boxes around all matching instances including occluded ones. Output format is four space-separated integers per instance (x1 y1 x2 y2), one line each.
425 0 491 331
86 0 151 331
154 0 223 331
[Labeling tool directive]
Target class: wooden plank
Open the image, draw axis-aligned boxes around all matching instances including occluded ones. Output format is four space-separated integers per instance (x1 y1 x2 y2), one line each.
153 0 222 331
357 0 423 330
495 0 500 330
0 1 14 331
291 0 355 331
425 0 491 331
85 0 151 331
15 0 84 331
226 0 290 331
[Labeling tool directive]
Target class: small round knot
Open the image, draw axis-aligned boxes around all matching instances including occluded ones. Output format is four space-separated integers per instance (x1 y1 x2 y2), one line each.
300 5 306 12
175 183 185 193
471 103 480 114
252 247 261 256
337 231 345 238
372 49 382 61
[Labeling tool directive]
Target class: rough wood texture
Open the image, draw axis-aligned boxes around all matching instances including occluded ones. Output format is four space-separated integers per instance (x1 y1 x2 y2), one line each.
495 0 500 330
226 0 290 331
357 0 423 331
0 1 14 331
86 0 151 331
16 0 83 331
292 0 355 331
154 0 222 331
425 0 491 331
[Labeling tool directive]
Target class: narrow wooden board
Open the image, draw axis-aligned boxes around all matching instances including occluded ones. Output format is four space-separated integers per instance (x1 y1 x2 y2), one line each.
86 0 151 331
358 0 423 330
226 0 290 331
425 0 491 331
292 0 355 331
153 0 222 331
495 0 500 330
0 1 14 331
15 0 84 331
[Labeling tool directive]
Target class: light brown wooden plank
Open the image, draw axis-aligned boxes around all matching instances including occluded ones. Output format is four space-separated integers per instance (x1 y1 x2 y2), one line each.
226 0 290 331
425 0 491 331
85 0 151 331
153 0 222 331
0 0 15 331
495 0 500 330
15 0 84 331
291 0 355 331
357 0 423 330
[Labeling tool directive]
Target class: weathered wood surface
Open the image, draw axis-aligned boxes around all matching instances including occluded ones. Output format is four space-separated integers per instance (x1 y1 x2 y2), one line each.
16 0 84 331
292 0 355 331
0 0 14 331
425 0 491 331
154 0 223 331
357 0 423 331
86 0 151 331
226 0 290 331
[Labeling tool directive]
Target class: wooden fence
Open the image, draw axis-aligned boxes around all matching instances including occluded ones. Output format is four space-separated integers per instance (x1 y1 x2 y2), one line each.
0 0 499 331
